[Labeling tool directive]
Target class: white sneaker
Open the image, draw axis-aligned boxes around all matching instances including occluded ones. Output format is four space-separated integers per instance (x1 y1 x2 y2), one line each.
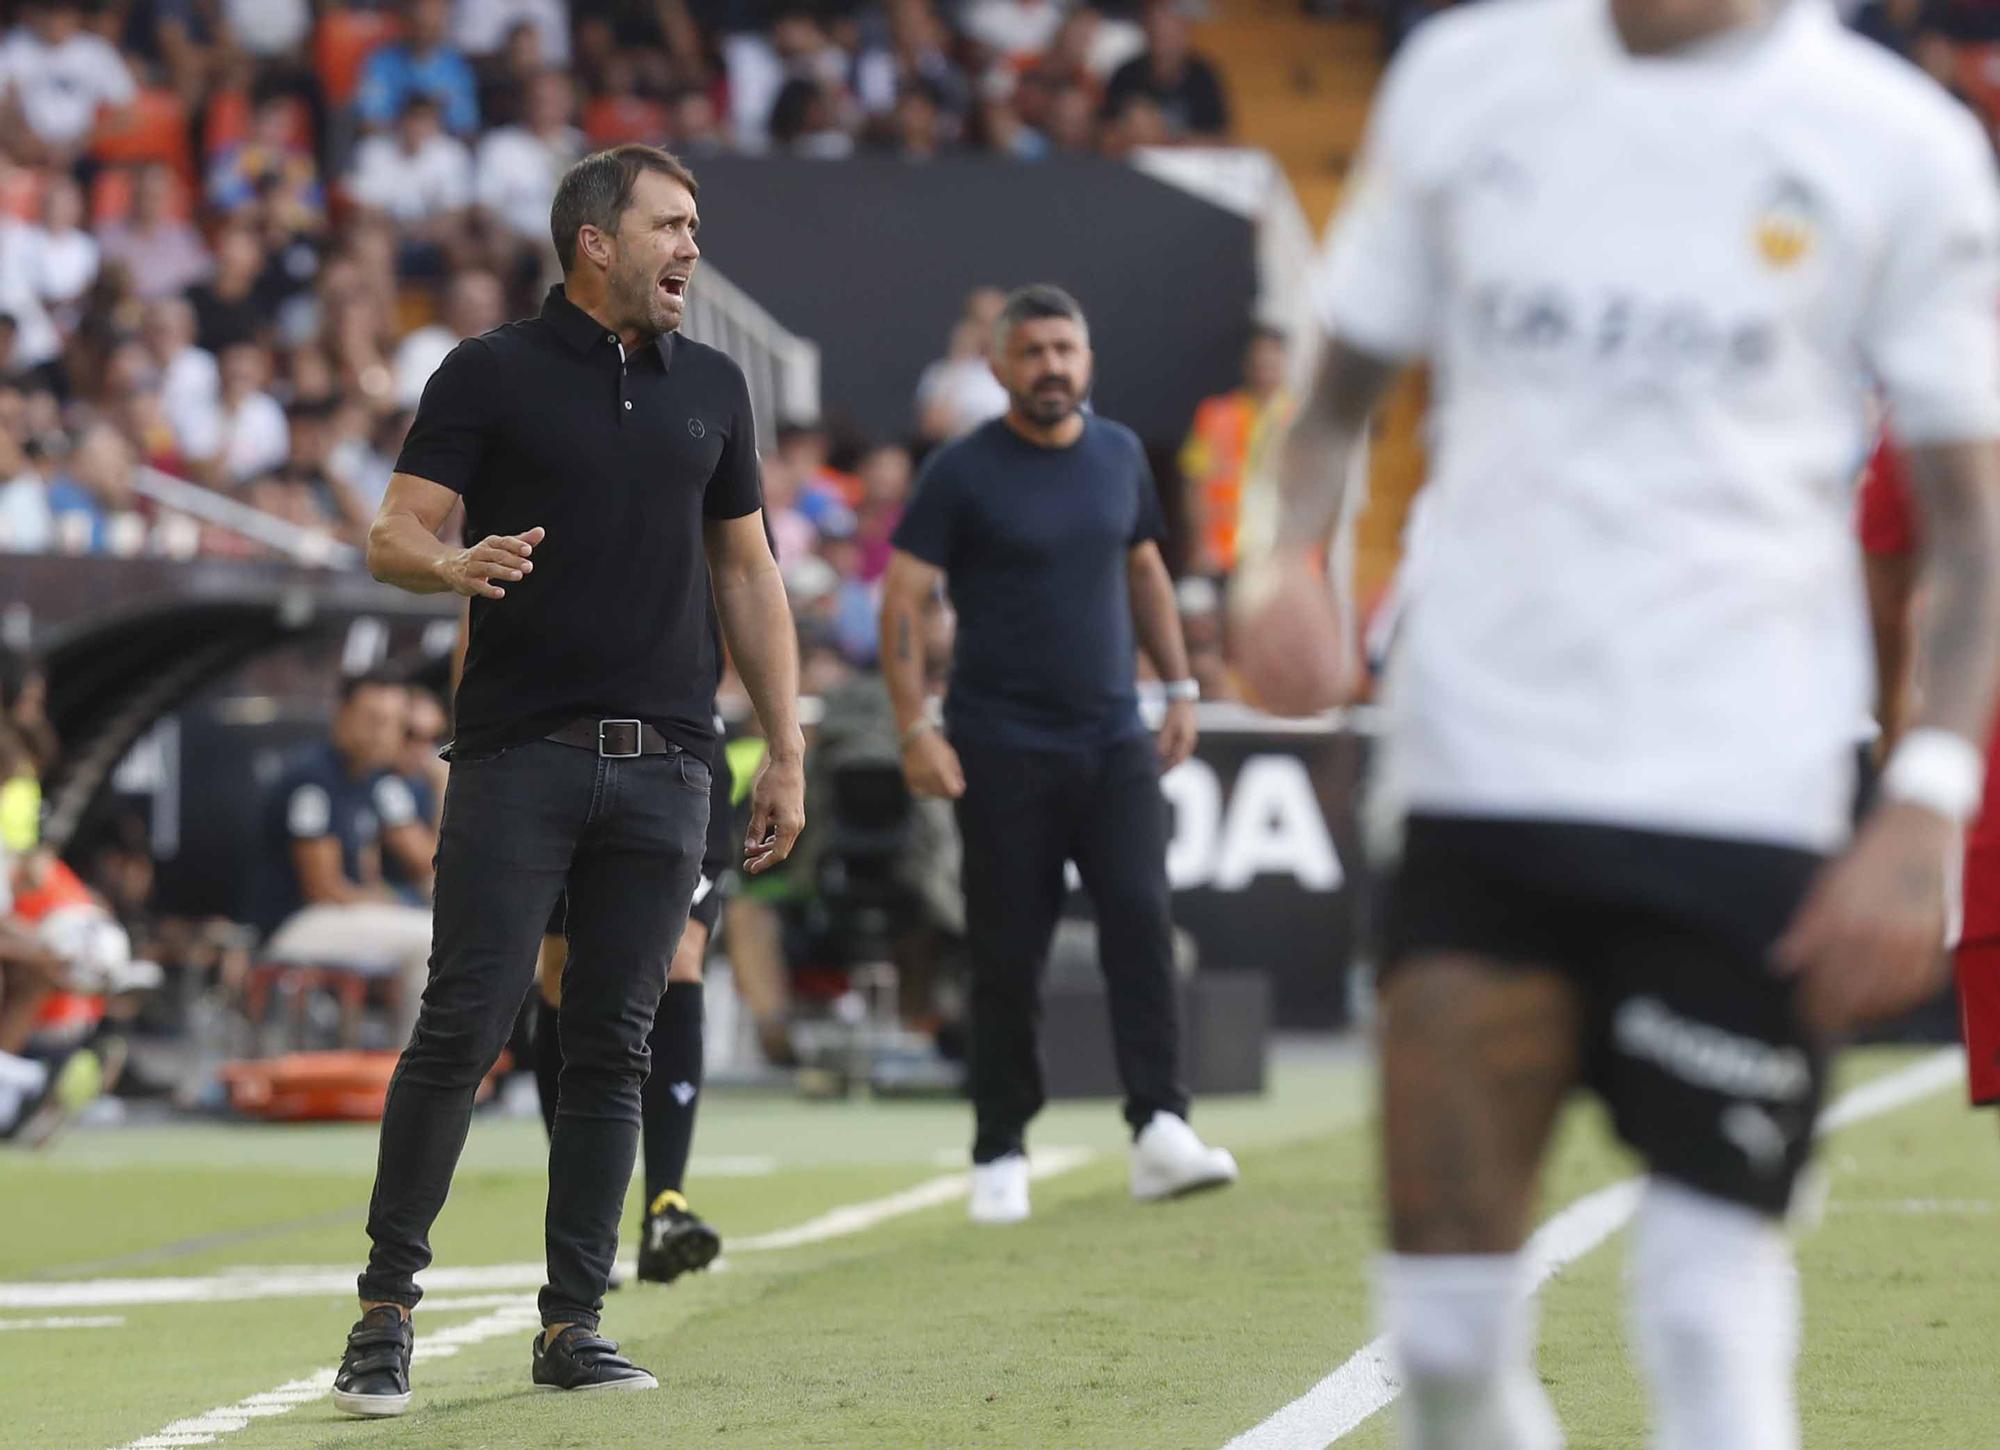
969 1152 1031 1224
1130 1112 1239 1202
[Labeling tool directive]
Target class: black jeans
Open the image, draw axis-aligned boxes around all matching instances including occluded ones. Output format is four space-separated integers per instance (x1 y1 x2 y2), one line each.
952 733 1189 1163
357 739 708 1330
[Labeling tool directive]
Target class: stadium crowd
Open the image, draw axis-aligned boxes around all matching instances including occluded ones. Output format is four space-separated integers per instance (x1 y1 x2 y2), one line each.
0 0 1234 589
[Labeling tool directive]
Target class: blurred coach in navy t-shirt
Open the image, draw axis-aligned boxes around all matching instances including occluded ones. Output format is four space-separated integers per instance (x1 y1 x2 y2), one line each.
879 284 1240 1227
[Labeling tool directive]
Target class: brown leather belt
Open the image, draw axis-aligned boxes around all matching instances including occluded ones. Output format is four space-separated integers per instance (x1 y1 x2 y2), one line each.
544 717 677 758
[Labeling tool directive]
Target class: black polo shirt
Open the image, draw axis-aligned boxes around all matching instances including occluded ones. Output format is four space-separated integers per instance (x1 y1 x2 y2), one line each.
396 286 763 756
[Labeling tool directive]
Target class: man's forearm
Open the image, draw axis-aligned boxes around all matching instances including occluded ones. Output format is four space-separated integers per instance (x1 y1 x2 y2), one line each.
1906 441 2000 748
1129 558 1192 681
367 512 453 594
716 563 804 761
879 591 932 736
1252 342 1398 556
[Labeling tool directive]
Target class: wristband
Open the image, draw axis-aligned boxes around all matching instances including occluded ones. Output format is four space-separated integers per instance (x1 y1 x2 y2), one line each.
899 718 938 751
1882 728 1986 823
1162 679 1200 703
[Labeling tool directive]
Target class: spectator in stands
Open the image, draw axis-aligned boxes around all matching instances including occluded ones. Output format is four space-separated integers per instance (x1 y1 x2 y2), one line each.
0 222 63 375
1045 81 1101 152
208 339 289 486
399 685 450 834
1179 324 1290 578
220 0 312 61
185 221 267 351
1853 0 1936 56
59 424 147 556
329 405 411 519
353 0 482 136
769 75 858 157
347 96 476 260
456 0 573 66
1102 0 1230 141
855 0 972 122
667 85 727 156
0 416 50 552
474 69 582 256
275 397 371 540
963 0 1068 69
393 267 505 409
855 443 912 581
0 1 137 165
914 287 1009 443
98 164 211 302
251 674 436 1045
143 296 221 464
884 79 953 159
26 175 98 328
972 80 1050 159
208 88 324 222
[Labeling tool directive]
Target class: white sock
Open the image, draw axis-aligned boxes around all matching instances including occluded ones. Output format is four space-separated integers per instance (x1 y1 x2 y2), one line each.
1628 1178 1799 1450
1377 1253 1564 1450
0 1050 47 1093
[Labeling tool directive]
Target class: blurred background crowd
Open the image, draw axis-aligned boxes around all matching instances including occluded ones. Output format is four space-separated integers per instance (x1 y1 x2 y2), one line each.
2 0 1993 1116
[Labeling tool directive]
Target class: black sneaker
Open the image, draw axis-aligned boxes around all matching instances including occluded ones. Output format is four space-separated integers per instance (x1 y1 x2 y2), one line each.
636 1189 722 1285
331 1306 413 1418
531 1325 658 1392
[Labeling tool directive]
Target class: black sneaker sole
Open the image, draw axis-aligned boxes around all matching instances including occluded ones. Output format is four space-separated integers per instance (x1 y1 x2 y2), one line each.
331 1388 411 1418
636 1223 722 1285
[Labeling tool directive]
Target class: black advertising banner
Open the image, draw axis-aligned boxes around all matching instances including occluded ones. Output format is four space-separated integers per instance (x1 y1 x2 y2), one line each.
1063 707 1370 1029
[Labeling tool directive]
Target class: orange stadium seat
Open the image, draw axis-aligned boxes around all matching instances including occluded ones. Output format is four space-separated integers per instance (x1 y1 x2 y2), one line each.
89 87 194 185
315 8 403 108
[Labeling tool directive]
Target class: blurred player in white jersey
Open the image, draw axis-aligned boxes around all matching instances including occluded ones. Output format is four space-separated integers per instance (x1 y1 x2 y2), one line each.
1233 0 2000 1446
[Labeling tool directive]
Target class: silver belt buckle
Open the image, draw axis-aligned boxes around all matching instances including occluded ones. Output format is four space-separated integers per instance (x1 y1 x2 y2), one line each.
598 719 643 758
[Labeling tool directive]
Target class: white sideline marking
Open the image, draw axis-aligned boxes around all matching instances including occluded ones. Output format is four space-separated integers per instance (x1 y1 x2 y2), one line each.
1222 1048 1967 1450
93 1147 1100 1448
12 1147 1098 1311
110 1300 543 1450
0 1314 124 1331
732 1145 1095 1251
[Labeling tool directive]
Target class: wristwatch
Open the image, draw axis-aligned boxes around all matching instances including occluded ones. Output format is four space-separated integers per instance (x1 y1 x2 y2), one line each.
1162 679 1200 703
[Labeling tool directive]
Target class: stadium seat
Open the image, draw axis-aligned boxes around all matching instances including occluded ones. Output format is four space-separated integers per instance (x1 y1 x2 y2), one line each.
240 958 399 1054
89 87 194 186
315 9 403 109
90 166 194 225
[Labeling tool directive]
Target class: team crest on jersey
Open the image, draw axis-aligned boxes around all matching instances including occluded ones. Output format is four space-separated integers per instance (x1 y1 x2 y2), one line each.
1752 176 1821 271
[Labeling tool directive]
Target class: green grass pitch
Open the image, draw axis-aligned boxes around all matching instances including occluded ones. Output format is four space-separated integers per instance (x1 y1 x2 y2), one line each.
8 1046 2000 1450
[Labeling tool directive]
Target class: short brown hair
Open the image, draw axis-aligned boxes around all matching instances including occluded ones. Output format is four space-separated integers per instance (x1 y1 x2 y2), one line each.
549 145 699 274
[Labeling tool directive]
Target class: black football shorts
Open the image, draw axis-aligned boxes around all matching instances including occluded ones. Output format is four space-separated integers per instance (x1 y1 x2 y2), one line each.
1381 813 1830 1215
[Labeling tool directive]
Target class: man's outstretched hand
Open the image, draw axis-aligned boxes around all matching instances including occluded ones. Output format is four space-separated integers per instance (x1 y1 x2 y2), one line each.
438 526 545 600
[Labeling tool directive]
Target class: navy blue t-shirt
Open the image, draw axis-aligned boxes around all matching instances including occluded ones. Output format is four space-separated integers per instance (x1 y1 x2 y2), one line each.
250 743 418 935
892 415 1165 750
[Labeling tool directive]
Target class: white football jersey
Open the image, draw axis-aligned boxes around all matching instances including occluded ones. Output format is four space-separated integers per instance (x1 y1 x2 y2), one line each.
1319 0 2000 850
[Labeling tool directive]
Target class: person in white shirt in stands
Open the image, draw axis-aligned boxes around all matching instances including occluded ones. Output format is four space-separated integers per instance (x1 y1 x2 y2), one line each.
474 69 582 251
0 2 135 165
143 297 222 466
0 223 61 373
25 175 97 327
455 0 572 65
392 267 505 410
914 286 1010 443
1232 0 2000 1447
198 341 289 487
347 96 474 238
97 164 211 302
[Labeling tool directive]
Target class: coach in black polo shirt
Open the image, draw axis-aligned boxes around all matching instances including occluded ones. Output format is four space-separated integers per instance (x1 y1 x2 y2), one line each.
879 285 1238 1228
329 145 804 1415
